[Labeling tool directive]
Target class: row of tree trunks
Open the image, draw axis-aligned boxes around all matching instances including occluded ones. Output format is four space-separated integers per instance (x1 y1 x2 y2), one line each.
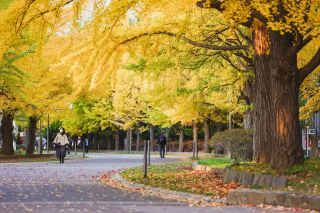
1 111 14 155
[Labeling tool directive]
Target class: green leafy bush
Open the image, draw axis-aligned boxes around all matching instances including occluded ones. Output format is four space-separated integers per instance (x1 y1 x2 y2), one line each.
210 129 253 164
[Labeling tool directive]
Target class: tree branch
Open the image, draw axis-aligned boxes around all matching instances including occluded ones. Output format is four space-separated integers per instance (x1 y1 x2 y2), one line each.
197 0 268 25
298 48 320 85
119 31 248 51
19 0 75 31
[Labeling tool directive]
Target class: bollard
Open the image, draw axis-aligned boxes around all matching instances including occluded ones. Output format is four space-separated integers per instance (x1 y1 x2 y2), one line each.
143 140 148 178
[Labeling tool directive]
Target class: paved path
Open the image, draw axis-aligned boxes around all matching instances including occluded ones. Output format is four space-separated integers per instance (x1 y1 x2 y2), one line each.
0 153 295 212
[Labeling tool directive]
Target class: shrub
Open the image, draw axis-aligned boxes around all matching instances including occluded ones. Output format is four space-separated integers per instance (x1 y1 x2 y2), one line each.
210 129 253 164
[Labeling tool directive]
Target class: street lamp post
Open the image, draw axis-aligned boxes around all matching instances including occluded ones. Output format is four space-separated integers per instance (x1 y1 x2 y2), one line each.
83 136 85 158
39 118 42 155
47 114 50 154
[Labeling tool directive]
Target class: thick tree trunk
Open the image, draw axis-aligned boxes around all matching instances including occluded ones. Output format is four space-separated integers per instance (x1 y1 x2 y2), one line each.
115 130 120 150
178 129 184 152
192 122 198 159
268 31 303 169
203 120 210 153
149 125 154 151
1 112 14 155
26 116 38 155
253 23 274 163
254 26 304 169
135 130 140 151
254 55 273 162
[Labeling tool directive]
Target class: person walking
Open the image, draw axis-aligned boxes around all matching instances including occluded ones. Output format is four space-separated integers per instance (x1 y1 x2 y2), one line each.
53 127 69 163
157 131 167 158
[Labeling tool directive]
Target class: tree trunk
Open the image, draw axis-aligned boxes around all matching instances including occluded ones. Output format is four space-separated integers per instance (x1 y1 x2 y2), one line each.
192 122 198 159
129 128 132 152
178 128 184 152
165 128 169 152
243 78 255 130
203 120 210 153
253 23 274 163
115 130 120 150
253 54 273 163
253 25 304 169
107 135 112 150
1 112 14 155
125 129 130 152
149 125 154 151
135 130 140 151
244 110 254 129
268 31 303 170
26 116 38 155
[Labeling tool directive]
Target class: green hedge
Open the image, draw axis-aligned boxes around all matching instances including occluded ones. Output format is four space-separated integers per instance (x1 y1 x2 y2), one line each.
210 129 253 164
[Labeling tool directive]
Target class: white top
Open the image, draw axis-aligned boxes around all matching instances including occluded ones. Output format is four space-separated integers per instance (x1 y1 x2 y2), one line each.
53 133 69 146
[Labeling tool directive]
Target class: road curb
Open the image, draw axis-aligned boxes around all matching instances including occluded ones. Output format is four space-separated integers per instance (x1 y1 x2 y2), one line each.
227 188 320 211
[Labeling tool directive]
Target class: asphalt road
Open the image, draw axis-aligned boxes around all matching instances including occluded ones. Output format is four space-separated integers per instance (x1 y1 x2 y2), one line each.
0 153 297 213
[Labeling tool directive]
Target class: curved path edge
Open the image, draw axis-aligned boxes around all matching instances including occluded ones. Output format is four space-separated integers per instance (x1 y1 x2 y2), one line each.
101 169 226 206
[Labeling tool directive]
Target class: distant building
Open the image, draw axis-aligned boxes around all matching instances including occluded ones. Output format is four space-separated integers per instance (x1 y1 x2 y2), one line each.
302 112 320 157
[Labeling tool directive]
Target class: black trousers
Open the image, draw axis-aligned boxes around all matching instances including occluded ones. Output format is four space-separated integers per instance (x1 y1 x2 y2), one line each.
159 144 166 158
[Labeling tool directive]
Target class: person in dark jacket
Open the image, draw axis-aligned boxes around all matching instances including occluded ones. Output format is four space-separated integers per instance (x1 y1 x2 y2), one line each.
157 131 167 158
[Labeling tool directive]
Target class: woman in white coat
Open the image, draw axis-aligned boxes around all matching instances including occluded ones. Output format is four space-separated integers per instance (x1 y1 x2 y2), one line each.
53 127 69 163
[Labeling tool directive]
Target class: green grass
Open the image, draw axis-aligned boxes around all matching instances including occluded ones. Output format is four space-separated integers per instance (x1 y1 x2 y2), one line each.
197 157 234 168
120 160 238 197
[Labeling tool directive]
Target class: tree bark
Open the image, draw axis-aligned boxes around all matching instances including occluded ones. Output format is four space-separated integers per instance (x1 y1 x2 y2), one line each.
192 122 198 159
253 26 304 169
243 111 253 129
203 120 210 153
115 130 120 150
165 128 169 152
135 130 140 151
129 128 132 152
26 116 38 155
243 77 255 130
178 128 184 152
149 125 154 151
268 31 303 169
107 135 112 150
1 112 14 155
125 129 130 152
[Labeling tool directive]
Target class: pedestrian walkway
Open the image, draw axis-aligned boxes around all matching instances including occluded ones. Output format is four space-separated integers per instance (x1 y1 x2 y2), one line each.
0 153 289 212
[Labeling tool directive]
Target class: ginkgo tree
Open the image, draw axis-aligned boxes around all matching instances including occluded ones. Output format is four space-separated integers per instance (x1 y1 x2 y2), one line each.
64 0 320 169
0 0 79 155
